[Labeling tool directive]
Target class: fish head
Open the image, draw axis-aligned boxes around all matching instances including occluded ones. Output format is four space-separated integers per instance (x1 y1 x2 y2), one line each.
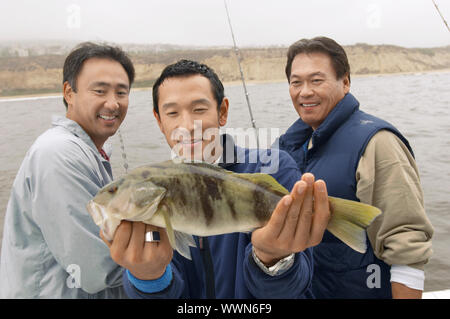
87 177 167 231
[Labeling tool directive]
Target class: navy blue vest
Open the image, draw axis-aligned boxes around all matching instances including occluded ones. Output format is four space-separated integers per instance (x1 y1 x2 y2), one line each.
278 93 413 298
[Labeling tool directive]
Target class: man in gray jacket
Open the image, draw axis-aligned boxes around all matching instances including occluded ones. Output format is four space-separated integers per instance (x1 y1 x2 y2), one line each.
0 42 135 298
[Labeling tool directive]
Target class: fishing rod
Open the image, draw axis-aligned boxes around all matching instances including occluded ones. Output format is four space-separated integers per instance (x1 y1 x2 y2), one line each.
223 0 260 149
431 0 450 32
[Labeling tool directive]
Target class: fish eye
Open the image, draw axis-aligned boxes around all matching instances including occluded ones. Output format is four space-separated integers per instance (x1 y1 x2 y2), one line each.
108 185 118 194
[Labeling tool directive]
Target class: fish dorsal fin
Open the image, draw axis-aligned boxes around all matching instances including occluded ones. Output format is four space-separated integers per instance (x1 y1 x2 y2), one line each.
180 161 288 196
234 173 289 196
181 161 232 173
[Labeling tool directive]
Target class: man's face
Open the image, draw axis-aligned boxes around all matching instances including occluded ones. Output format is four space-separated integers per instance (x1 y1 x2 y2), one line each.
154 74 229 162
64 58 130 149
288 52 350 130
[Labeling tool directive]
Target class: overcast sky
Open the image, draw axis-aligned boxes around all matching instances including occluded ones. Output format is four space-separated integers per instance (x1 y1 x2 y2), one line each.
0 0 449 48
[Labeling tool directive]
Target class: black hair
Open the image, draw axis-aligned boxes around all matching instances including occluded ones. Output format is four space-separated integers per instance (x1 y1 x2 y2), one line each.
152 59 224 115
285 36 351 83
62 42 135 108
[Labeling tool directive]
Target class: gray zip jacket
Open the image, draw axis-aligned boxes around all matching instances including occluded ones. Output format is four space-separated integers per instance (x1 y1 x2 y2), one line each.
0 116 126 298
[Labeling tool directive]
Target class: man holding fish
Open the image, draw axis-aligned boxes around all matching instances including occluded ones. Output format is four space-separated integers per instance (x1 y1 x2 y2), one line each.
98 59 337 298
277 37 434 298
95 59 384 299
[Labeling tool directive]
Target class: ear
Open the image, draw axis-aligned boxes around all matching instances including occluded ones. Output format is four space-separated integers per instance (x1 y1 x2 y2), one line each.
63 81 74 109
218 97 229 127
342 74 350 94
153 108 164 132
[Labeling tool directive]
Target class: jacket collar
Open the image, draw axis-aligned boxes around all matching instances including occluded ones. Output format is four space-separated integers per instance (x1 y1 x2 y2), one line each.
279 93 360 150
51 115 112 159
218 133 238 168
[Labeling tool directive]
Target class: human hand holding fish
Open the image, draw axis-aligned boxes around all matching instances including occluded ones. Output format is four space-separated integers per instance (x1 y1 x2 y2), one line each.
100 221 173 281
251 173 331 267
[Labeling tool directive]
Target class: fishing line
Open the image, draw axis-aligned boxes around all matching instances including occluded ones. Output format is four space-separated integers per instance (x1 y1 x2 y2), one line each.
117 128 129 174
223 0 260 149
431 0 450 32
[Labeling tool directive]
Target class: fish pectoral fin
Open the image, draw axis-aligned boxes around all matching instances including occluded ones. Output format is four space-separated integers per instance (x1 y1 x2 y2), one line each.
327 196 382 253
160 205 194 260
160 205 176 247
174 231 196 260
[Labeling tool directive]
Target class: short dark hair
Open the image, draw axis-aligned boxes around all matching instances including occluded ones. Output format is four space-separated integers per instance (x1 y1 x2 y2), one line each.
285 36 351 83
152 59 225 115
62 42 135 108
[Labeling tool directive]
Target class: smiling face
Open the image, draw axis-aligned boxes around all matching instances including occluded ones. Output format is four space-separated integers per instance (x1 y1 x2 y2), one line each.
64 57 130 150
154 74 229 162
289 52 350 130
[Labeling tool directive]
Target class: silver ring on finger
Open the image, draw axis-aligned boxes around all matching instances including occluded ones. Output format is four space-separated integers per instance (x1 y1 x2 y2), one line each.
145 231 161 243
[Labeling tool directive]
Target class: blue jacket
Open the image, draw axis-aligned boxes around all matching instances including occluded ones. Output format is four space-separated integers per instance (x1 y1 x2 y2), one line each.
123 135 314 299
278 93 413 298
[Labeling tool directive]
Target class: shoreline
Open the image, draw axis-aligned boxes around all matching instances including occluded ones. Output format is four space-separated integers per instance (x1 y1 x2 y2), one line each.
1 68 449 101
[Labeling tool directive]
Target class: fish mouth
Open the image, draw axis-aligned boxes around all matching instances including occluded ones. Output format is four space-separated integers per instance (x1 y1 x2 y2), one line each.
87 200 108 226
86 200 121 241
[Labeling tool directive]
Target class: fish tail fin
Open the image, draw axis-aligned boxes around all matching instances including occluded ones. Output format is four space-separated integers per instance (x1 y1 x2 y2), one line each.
160 205 195 260
327 196 382 254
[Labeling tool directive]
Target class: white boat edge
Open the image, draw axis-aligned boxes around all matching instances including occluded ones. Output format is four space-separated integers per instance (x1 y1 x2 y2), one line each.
422 289 450 299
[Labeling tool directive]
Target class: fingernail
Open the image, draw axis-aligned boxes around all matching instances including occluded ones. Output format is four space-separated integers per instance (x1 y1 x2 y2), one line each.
284 196 292 206
304 173 315 184
317 180 327 193
297 182 306 195
316 180 325 192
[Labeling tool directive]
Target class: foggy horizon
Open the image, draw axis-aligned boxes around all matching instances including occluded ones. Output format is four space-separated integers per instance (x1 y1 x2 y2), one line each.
1 37 449 50
0 0 449 49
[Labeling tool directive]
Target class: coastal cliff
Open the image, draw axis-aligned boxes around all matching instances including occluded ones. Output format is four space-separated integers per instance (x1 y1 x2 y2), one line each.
0 43 449 97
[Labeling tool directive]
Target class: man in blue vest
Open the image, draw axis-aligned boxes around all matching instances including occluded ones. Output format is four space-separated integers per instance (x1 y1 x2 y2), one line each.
277 36 434 298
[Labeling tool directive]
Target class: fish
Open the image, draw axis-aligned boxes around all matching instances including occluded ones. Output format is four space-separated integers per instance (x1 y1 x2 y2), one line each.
87 160 381 259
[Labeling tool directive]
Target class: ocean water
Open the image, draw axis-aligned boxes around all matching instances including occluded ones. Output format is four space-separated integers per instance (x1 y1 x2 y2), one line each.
0 71 449 292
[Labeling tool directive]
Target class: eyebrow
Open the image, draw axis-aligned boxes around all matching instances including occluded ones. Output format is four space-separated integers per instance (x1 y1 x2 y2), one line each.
161 98 213 110
161 102 178 109
190 98 213 107
290 72 326 79
89 81 129 90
